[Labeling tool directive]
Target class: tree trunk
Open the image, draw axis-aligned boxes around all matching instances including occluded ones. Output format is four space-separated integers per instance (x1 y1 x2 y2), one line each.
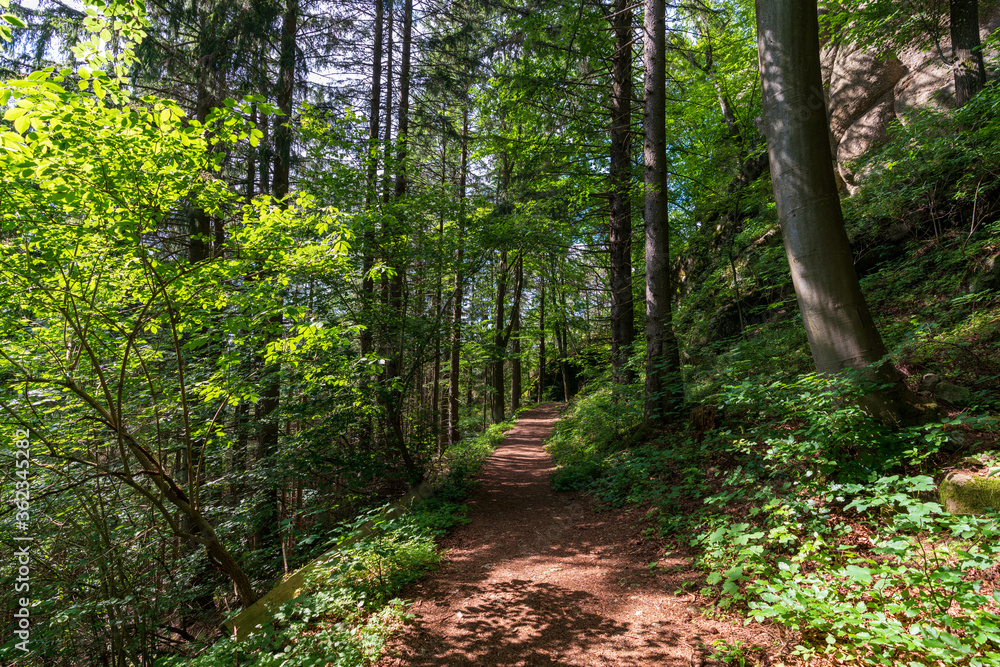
385 0 417 478
550 280 570 402
448 107 469 447
559 285 572 400
756 0 912 422
609 0 636 384
491 251 508 424
643 0 683 423
272 0 296 201
361 0 384 359
433 117 447 454
110 419 259 606
258 102 270 196
255 0 297 569
382 0 394 204
189 34 214 264
537 279 545 403
246 104 258 203
951 0 985 108
511 255 523 412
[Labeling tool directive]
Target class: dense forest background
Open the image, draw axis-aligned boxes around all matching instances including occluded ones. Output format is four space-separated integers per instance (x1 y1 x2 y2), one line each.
1 0 999 664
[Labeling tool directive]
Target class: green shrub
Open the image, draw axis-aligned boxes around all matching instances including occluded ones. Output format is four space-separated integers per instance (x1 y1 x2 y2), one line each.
750 477 1000 666
155 410 514 666
546 385 644 493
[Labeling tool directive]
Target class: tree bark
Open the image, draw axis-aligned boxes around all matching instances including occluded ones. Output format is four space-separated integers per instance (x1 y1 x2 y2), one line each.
491 251 508 424
258 101 270 196
246 104 258 203
553 283 570 402
756 0 911 422
951 0 985 108
382 0 394 204
188 26 215 264
609 0 636 384
255 0 297 569
448 107 469 447
511 255 523 412
433 123 447 454
272 0 297 201
361 0 384 359
644 0 683 423
537 279 545 403
385 0 416 477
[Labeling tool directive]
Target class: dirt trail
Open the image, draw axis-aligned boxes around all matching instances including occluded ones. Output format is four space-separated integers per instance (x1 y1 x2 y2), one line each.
378 403 776 666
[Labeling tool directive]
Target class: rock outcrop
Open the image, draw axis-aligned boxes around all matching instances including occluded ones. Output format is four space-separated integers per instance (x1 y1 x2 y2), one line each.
821 7 1000 191
940 470 1000 514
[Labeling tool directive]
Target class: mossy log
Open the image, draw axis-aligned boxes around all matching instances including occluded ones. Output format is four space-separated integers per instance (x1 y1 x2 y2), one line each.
223 480 436 641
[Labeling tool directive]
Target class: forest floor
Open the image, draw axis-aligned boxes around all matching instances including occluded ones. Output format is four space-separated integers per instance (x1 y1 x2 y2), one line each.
376 403 781 666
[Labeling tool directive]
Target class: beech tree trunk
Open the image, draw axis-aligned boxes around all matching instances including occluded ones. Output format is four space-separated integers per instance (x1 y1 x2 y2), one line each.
756 0 912 422
951 0 986 107
643 0 683 424
609 0 636 385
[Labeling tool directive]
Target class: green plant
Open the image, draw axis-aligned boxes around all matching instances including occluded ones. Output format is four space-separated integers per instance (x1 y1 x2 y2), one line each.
546 386 644 492
749 477 1000 666
710 638 750 666
151 407 512 667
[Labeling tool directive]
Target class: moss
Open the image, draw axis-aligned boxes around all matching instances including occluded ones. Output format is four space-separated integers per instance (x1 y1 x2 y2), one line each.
939 472 1000 514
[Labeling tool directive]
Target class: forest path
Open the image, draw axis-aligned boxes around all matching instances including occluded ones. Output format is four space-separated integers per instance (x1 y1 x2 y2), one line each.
378 402 776 666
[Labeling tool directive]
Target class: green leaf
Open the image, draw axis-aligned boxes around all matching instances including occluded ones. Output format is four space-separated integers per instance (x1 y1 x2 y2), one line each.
13 114 29 134
844 564 873 585
2 13 26 28
92 79 104 99
3 107 26 121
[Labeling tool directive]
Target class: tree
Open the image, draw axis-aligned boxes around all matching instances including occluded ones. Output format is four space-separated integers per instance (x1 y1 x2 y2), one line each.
643 0 683 423
950 0 986 107
449 107 469 446
755 0 912 421
0 59 271 607
254 0 299 573
609 0 636 385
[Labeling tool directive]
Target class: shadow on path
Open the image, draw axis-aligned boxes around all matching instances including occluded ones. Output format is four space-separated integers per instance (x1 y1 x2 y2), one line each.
378 403 773 666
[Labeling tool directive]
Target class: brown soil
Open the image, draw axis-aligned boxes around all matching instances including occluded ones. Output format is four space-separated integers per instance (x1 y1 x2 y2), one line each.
378 403 781 667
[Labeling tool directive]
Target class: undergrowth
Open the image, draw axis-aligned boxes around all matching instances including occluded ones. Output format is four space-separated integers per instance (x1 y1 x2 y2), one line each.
154 417 516 667
548 368 999 665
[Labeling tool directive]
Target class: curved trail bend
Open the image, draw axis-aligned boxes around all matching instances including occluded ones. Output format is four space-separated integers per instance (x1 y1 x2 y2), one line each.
379 403 773 666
